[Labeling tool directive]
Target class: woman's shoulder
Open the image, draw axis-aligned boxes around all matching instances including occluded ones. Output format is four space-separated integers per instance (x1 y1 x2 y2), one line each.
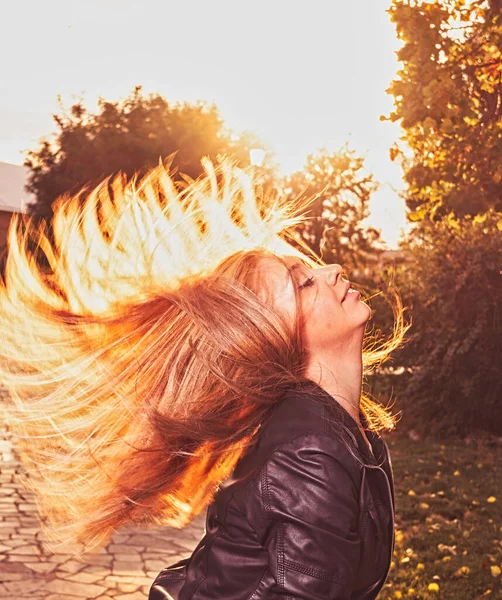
233 384 359 482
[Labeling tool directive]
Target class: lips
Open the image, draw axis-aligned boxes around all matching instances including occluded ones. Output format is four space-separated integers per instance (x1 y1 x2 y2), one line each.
341 282 351 302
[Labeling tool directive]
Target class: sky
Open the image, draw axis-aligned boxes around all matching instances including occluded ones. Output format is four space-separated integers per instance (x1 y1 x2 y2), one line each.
0 0 410 247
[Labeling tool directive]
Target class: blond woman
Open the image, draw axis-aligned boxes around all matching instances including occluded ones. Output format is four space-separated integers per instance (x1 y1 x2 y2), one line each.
0 160 408 599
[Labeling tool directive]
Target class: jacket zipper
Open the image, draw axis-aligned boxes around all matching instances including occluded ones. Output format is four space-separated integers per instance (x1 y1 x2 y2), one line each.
365 445 395 593
344 430 395 598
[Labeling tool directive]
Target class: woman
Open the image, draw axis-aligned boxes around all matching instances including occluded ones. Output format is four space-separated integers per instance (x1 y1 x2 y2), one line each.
0 159 408 599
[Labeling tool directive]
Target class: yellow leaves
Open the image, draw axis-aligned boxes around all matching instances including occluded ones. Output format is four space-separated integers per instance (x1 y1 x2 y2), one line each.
497 219 502 232
442 555 452 562
428 582 440 592
408 208 427 222
401 556 411 564
453 470 461 476
455 566 470 576
419 502 430 509
473 213 487 224
417 563 425 570
487 496 496 503
463 115 479 126
408 489 417 496
490 565 501 577
393 592 403 599
438 543 457 555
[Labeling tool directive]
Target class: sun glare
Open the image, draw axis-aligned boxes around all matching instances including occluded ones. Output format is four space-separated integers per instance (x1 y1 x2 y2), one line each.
0 0 408 245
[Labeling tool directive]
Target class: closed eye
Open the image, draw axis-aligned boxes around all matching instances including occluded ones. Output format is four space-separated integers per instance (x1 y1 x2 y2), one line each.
298 275 315 290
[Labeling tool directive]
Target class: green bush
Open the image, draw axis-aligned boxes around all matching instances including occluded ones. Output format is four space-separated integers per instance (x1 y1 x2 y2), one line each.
374 210 501 438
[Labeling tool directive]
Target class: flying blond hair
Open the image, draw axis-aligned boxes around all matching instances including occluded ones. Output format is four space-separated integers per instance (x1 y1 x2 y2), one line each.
0 158 408 557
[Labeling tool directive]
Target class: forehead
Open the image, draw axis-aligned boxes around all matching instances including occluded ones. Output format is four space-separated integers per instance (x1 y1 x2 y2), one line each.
253 255 308 296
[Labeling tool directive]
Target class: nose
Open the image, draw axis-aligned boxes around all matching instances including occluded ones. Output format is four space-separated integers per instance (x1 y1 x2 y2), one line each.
318 264 343 286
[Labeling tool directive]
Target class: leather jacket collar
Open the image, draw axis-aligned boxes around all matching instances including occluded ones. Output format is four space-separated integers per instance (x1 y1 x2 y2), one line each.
291 380 386 467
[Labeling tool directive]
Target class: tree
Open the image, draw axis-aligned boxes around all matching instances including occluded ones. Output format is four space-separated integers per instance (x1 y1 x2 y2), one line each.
387 210 502 437
386 0 502 223
25 87 266 217
280 147 382 276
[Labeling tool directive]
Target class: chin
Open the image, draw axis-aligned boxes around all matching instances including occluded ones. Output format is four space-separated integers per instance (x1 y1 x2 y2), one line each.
357 300 372 325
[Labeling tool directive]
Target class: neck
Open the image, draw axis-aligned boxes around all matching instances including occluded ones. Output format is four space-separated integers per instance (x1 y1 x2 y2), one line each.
304 337 364 427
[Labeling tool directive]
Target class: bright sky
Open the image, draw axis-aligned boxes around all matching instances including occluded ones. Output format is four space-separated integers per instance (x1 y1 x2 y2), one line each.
0 0 410 247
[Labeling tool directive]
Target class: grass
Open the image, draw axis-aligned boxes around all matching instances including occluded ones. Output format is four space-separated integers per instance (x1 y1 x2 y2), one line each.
378 436 501 600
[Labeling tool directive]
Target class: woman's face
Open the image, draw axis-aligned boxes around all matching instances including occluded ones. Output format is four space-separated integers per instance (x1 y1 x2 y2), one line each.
256 256 371 355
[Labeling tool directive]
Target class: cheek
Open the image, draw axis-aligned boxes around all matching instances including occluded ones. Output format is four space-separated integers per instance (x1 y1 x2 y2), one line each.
302 305 333 339
301 297 346 347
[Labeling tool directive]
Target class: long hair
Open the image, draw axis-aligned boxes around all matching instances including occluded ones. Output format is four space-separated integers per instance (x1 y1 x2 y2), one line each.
0 158 408 557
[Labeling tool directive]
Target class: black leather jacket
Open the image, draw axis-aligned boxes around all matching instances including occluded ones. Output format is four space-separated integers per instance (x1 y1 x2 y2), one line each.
149 381 395 599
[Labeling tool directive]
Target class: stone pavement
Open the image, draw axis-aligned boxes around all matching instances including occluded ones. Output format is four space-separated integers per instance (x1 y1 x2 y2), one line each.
0 392 206 600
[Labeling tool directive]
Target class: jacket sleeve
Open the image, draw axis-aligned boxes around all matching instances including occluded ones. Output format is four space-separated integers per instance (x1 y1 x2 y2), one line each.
260 432 361 600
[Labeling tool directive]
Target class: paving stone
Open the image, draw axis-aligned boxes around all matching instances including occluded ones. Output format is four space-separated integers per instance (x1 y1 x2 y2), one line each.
45 596 87 600
144 559 171 571
116 582 140 593
86 554 114 566
61 571 108 584
25 562 59 574
0 495 16 503
7 554 42 563
0 572 27 581
112 553 143 562
83 565 111 576
0 529 17 536
57 559 87 573
5 543 40 555
170 537 198 551
2 579 45 596
19 526 40 534
142 551 171 559
105 575 153 586
47 553 74 563
110 534 131 544
111 560 145 575
0 517 20 526
3 538 25 548
107 544 140 555
44 579 107 598
114 592 146 600
17 500 37 507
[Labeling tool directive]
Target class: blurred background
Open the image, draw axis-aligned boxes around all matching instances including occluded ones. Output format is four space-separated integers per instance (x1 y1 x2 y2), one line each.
0 1 500 598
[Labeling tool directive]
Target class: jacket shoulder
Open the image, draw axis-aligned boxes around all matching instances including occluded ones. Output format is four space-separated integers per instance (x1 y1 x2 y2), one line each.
233 388 359 483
